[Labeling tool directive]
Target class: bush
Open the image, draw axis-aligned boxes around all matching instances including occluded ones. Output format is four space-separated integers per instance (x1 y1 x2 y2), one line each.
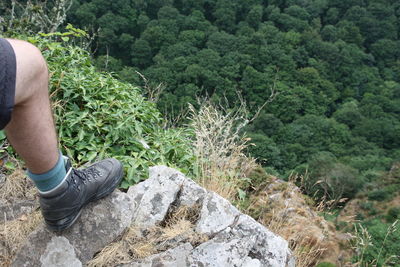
22 34 195 187
368 190 389 201
360 201 374 211
386 207 400 223
302 152 364 205
368 185 398 202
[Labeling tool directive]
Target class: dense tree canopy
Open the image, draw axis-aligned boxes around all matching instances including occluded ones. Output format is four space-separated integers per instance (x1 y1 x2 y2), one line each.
65 0 400 186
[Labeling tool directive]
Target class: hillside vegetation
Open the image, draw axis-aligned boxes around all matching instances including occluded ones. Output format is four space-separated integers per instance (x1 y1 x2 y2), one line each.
0 0 399 266
63 0 400 203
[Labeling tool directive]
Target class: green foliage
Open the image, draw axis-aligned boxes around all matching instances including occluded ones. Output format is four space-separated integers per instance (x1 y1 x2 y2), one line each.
23 34 195 187
386 208 400 223
300 152 364 205
353 220 400 266
64 1 400 192
4 0 398 206
360 201 374 212
316 262 336 267
368 185 398 202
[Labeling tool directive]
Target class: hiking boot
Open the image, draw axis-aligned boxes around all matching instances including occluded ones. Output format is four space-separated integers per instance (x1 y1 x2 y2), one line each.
39 158 124 231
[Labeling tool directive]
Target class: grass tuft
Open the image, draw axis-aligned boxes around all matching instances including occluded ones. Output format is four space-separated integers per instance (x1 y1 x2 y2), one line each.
189 101 256 201
0 169 36 201
87 205 208 267
0 210 42 266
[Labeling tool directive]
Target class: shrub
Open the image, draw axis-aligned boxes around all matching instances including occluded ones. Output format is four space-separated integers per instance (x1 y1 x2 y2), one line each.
302 152 364 206
18 34 195 187
386 207 400 223
368 190 388 201
368 185 397 202
360 201 374 211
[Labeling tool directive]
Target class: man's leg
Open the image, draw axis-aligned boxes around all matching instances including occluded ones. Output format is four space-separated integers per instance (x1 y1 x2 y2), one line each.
4 39 59 174
2 38 124 231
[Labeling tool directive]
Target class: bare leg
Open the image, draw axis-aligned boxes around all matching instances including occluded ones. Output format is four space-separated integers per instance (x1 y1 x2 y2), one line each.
4 39 59 174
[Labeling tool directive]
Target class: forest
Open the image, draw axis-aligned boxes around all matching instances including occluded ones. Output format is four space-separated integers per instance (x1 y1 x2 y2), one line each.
0 0 399 265
64 0 400 203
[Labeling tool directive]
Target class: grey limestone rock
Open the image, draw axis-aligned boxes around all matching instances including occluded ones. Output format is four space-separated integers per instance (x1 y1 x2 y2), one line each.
12 190 134 266
196 191 241 235
123 243 193 267
127 165 186 228
0 199 38 223
13 165 294 267
188 213 292 267
40 236 82 267
178 178 207 207
188 231 254 267
242 257 262 267
231 214 293 267
0 172 5 185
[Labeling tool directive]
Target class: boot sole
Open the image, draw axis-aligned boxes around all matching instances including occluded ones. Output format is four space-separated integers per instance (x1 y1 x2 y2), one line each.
46 166 124 231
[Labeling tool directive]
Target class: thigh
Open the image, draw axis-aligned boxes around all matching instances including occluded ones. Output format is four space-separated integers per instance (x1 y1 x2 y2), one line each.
0 38 16 130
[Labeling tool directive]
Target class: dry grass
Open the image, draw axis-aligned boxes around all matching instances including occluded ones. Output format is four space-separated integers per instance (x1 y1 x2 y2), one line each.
0 210 42 266
247 177 352 267
87 206 208 267
268 214 329 267
0 169 36 201
189 101 257 201
0 167 41 266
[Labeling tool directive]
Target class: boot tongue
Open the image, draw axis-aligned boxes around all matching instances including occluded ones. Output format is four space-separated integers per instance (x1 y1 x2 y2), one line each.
39 167 71 198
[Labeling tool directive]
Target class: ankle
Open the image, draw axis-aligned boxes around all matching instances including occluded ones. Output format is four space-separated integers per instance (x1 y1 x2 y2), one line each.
27 151 68 192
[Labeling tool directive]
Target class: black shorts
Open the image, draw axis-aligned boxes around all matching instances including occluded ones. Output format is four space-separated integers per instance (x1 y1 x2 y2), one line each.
0 38 16 130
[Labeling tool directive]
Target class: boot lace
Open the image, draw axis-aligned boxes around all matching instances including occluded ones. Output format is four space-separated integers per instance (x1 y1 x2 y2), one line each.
71 168 101 190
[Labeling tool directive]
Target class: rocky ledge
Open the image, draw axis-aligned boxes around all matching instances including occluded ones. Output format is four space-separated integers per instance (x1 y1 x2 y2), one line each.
12 166 294 267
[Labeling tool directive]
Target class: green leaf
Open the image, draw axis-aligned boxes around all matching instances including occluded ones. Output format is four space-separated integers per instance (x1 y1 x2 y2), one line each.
0 131 6 140
127 166 135 182
5 161 16 171
86 151 97 162
238 189 246 201
78 128 85 141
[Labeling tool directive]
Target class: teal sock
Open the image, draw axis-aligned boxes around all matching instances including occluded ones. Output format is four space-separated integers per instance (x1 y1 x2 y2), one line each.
27 151 67 192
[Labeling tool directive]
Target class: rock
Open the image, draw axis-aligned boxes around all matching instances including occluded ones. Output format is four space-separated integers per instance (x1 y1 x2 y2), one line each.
233 214 293 267
178 178 207 207
13 166 294 267
40 236 82 267
188 230 254 267
127 165 186 228
0 173 5 185
12 190 134 266
0 200 38 223
123 243 193 267
196 192 240 235
242 257 262 267
188 214 292 267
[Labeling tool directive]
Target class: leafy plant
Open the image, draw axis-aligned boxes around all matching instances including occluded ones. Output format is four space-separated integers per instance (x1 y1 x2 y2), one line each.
13 34 195 187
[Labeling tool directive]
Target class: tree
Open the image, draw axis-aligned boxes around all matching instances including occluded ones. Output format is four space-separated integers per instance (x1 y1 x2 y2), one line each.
206 31 237 55
370 39 400 65
212 0 237 33
305 152 363 204
246 5 263 29
131 39 153 68
333 100 363 129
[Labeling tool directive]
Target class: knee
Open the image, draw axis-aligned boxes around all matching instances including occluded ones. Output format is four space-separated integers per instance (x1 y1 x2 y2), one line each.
12 39 48 80
7 39 49 102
